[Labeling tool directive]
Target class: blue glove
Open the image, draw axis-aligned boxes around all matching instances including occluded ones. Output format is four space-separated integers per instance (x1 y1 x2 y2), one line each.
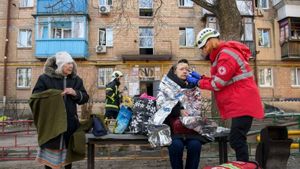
190 71 201 80
187 75 199 86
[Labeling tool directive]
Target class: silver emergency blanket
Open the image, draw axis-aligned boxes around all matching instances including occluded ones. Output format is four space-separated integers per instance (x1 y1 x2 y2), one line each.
148 75 218 147
147 124 172 147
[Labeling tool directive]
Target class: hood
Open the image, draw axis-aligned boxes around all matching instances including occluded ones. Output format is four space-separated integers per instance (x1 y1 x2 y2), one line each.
210 41 251 62
166 66 194 89
43 56 77 79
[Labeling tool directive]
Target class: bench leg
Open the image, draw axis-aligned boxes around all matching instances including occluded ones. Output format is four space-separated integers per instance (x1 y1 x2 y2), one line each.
218 136 228 164
87 142 95 169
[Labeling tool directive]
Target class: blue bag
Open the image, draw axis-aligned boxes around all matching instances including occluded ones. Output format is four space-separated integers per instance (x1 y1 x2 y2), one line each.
92 115 107 136
115 105 133 134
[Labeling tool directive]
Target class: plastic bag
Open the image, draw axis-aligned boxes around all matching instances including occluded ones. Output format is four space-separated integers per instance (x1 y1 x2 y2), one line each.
115 105 133 134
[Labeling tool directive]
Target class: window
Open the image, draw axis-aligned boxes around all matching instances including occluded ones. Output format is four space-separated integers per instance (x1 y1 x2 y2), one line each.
179 27 194 47
279 19 289 44
241 17 253 41
139 0 153 17
37 17 85 39
51 22 72 39
18 29 32 48
206 16 219 31
139 27 153 54
258 29 270 47
99 28 113 46
20 0 33 8
178 0 193 7
99 0 112 6
98 67 114 87
17 68 31 88
256 0 268 9
291 68 300 87
258 68 273 87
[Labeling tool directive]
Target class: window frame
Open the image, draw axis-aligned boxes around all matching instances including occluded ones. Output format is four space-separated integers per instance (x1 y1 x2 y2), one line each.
16 68 32 89
179 27 195 48
178 0 193 7
256 0 269 9
258 67 273 88
37 16 86 40
99 0 113 6
17 29 32 48
291 68 300 87
19 0 34 8
98 28 113 47
98 67 114 88
258 28 271 48
139 0 153 17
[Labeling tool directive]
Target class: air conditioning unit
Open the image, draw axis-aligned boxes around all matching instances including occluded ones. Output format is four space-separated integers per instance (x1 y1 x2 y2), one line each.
96 45 107 53
99 5 110 14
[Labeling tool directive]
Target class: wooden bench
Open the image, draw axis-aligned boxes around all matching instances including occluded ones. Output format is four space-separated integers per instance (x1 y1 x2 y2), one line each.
86 132 229 169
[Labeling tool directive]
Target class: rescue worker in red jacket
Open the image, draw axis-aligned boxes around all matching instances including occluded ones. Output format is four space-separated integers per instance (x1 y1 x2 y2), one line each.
187 28 264 162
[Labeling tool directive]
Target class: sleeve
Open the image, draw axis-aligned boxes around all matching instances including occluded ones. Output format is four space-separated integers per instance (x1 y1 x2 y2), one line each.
199 53 237 91
72 77 89 105
32 75 48 94
105 82 117 103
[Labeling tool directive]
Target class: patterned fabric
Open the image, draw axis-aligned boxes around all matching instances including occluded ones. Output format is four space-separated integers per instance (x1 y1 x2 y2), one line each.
36 148 69 169
129 97 157 134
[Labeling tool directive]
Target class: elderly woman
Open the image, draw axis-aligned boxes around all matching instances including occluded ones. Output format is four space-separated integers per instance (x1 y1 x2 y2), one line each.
32 51 89 169
153 59 211 169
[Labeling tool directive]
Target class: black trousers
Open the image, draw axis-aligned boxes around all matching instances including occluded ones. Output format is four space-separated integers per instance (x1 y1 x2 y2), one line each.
229 116 253 162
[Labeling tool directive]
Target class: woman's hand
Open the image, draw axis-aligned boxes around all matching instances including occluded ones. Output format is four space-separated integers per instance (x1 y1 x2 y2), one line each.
62 88 77 96
180 109 189 116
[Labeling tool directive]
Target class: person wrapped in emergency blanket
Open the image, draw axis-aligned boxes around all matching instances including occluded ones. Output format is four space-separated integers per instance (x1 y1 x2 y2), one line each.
148 60 219 149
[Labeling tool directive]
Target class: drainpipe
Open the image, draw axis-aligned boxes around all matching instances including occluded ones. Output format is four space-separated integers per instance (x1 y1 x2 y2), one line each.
2 0 11 116
252 0 258 84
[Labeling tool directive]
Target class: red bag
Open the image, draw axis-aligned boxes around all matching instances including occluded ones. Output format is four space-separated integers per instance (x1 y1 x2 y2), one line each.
169 117 198 135
202 161 261 169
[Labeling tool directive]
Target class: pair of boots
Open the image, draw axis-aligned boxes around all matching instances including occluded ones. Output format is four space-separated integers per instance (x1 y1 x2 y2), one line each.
45 164 72 169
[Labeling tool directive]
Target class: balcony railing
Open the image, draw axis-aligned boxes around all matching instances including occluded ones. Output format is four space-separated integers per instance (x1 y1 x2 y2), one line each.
281 41 300 60
35 39 89 59
37 0 88 15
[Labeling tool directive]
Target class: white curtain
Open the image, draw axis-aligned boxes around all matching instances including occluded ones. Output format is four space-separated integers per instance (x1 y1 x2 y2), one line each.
106 28 113 46
186 28 194 47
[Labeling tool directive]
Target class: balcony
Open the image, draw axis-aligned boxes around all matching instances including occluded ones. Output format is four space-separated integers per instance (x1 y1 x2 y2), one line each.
35 39 88 59
281 41 300 60
37 0 88 15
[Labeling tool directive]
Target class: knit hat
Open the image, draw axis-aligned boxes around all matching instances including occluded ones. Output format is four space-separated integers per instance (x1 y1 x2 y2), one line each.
55 51 74 75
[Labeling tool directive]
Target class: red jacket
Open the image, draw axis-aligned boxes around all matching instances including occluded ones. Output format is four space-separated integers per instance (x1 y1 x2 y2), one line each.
199 41 264 119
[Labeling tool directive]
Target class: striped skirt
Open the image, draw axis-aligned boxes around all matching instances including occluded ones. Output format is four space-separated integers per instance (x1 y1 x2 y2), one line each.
36 147 69 169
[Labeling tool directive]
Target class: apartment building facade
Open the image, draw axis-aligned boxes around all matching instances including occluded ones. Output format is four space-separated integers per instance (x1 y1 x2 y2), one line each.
0 0 299 114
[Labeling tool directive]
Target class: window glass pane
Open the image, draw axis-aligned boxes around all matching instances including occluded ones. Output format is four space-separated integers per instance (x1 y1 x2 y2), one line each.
258 29 270 47
18 29 31 47
27 30 32 46
98 67 113 87
99 0 106 6
293 68 300 86
73 21 84 38
140 0 152 8
106 28 113 46
139 28 153 48
184 0 193 7
17 68 31 88
99 29 106 45
186 28 194 47
179 28 186 46
259 68 272 87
